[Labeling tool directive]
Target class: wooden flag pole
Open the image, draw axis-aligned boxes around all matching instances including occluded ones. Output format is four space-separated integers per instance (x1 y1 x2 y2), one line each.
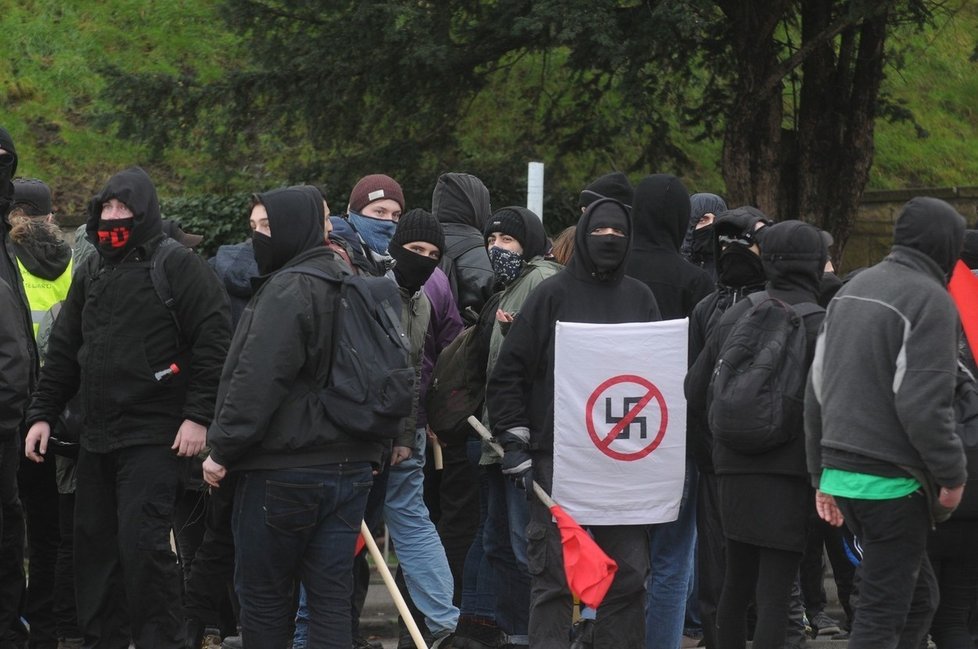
466 415 556 508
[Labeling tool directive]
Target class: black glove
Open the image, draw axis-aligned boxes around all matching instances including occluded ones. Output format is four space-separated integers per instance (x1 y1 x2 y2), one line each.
499 426 533 491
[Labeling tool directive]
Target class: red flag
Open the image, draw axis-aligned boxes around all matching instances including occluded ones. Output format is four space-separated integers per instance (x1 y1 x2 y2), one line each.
549 503 618 608
949 260 978 361
354 534 366 557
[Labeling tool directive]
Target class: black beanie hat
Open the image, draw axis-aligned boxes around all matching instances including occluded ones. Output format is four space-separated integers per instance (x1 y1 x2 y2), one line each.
484 208 527 248
579 172 633 210
391 208 445 253
12 179 52 216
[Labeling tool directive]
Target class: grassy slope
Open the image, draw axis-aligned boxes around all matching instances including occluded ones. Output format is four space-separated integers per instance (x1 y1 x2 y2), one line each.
1 1 976 219
0 0 238 216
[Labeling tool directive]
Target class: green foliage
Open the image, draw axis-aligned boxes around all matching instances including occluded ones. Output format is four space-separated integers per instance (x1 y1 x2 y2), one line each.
159 193 252 258
2 0 978 248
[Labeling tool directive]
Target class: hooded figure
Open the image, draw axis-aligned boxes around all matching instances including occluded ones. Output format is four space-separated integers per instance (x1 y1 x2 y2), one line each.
681 193 728 280
209 240 259 330
686 220 827 649
483 206 549 289
578 172 633 211
804 197 967 649
431 172 494 323
627 174 713 319
486 198 660 647
24 166 231 648
86 166 164 264
204 185 382 647
251 187 325 278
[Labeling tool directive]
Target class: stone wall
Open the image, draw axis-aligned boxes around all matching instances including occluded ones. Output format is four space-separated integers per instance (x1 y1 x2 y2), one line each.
842 186 978 274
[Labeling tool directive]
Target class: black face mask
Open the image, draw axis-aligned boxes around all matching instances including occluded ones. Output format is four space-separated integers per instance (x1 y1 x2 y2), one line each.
718 244 765 287
96 218 135 262
586 234 628 277
390 244 439 292
252 230 277 275
691 226 714 259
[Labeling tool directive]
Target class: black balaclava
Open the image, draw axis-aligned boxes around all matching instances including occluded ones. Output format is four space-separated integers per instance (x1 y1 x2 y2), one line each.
893 197 966 278
682 193 727 262
631 174 690 251
0 127 19 219
573 199 631 281
87 167 162 264
711 206 771 288
252 186 325 275
389 208 444 292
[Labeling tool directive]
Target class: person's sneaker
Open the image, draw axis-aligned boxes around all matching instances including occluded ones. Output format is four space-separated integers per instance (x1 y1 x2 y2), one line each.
57 640 84 649
810 611 842 636
199 627 222 649
431 633 457 649
222 635 243 649
353 636 384 649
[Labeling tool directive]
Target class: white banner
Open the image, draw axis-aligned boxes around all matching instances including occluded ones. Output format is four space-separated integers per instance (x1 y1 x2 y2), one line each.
553 319 688 526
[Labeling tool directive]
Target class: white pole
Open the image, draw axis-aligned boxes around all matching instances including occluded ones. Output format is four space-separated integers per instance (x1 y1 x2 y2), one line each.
527 161 544 222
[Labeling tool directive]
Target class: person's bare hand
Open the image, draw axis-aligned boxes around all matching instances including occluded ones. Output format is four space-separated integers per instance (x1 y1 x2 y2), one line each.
24 421 51 463
496 309 515 323
171 419 206 457
939 484 965 510
391 446 412 465
815 489 844 527
202 455 226 487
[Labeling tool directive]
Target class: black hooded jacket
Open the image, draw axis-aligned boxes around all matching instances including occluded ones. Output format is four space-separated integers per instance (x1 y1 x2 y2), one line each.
0 127 38 395
207 187 384 471
26 167 232 452
687 220 826 479
486 199 661 462
432 172 494 322
686 206 769 471
626 175 713 319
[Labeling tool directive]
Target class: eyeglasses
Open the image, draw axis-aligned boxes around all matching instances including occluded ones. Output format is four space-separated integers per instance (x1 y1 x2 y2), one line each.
0 153 14 167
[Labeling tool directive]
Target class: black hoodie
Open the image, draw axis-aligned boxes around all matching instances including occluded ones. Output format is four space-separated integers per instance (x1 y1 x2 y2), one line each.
208 186 383 470
627 174 713 319
26 167 231 452
432 172 495 322
486 199 661 469
0 127 38 390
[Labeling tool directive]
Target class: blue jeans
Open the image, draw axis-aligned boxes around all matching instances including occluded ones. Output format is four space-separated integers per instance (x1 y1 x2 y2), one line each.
233 463 372 649
459 439 496 621
646 459 698 649
483 464 530 642
384 428 458 636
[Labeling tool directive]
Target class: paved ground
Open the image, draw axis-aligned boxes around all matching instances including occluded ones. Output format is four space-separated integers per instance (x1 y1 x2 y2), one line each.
356 570 852 648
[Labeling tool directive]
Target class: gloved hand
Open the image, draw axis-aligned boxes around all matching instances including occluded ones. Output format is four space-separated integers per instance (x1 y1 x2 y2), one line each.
498 426 533 491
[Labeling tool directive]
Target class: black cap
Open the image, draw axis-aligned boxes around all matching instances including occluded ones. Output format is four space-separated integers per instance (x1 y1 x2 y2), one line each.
12 179 52 216
484 208 528 248
391 208 445 253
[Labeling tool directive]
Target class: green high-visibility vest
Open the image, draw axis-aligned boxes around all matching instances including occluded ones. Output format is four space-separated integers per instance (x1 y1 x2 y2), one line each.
17 256 73 339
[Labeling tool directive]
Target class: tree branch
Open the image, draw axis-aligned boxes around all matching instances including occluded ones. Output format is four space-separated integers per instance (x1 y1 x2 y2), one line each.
760 3 891 96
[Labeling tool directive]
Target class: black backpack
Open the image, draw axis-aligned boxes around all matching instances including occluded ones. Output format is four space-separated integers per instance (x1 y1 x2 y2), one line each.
708 293 823 454
425 292 499 445
279 266 414 442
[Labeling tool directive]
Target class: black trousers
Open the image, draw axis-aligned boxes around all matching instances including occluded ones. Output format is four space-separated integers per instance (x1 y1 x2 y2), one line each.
525 456 649 649
837 491 937 649
799 509 855 623
435 441 480 606
716 539 801 649
53 492 80 640
18 454 60 649
75 445 186 649
928 519 978 649
183 474 237 637
696 471 725 649
0 435 26 649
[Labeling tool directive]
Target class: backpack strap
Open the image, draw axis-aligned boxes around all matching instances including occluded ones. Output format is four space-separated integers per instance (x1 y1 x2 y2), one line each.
150 237 185 345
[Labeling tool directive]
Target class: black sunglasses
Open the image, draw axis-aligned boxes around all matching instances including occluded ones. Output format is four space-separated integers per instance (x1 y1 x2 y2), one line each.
0 153 13 167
